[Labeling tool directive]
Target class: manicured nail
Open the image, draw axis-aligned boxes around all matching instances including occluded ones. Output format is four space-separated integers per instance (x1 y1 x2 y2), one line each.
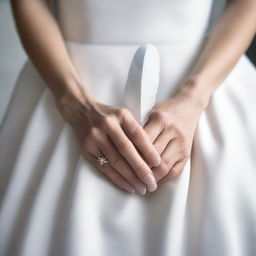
124 184 136 194
144 173 157 192
134 182 147 195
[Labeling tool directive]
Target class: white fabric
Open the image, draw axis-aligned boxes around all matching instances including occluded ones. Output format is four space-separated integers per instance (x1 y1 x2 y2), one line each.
56 0 223 43
1 0 256 255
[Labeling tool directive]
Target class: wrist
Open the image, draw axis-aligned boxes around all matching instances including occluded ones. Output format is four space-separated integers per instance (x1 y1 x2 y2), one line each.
55 78 96 124
174 76 213 111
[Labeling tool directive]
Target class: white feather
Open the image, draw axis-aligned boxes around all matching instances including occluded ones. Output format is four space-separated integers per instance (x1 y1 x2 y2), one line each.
123 43 160 126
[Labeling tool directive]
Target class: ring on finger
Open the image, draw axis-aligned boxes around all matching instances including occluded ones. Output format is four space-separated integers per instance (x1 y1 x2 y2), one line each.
96 155 109 166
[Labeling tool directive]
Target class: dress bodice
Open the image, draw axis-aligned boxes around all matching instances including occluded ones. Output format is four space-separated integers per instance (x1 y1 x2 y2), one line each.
54 0 227 44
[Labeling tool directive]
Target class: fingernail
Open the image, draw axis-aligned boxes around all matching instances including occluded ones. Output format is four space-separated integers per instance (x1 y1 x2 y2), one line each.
134 182 147 195
144 173 157 192
124 184 136 194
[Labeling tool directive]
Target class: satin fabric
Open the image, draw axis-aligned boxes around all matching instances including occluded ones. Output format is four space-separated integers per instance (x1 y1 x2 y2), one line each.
1 1 256 255
56 0 225 44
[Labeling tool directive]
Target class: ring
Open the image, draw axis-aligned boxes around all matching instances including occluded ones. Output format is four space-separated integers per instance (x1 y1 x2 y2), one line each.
96 155 108 165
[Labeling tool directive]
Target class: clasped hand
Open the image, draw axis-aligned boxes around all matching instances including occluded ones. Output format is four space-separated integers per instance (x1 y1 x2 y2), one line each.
58 84 205 195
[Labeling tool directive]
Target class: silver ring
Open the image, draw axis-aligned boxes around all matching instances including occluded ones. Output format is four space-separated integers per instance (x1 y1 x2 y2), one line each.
96 155 108 165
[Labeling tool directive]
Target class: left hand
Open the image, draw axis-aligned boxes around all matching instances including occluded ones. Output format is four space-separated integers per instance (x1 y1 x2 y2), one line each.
143 85 207 186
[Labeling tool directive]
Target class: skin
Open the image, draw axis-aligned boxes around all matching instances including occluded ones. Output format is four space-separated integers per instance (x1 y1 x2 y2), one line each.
144 0 256 185
11 0 256 194
10 0 161 195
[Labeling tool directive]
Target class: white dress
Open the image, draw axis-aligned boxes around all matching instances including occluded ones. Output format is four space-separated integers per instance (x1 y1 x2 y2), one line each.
1 0 256 255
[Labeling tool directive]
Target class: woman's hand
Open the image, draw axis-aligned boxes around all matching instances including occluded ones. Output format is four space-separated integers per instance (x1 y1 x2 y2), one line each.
57 89 161 195
143 81 208 186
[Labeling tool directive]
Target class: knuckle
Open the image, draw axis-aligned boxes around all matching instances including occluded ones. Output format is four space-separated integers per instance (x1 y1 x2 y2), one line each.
111 156 122 168
154 165 169 180
170 166 181 178
100 115 115 128
88 127 100 139
116 107 130 118
152 110 169 122
159 163 169 176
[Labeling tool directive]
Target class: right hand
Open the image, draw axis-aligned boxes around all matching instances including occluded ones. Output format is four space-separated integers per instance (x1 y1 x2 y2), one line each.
57 90 161 195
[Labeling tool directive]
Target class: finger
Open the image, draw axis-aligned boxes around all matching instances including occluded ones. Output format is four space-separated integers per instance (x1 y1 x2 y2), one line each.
158 160 186 186
121 110 161 167
152 139 179 182
104 120 157 192
98 134 147 195
86 151 136 194
153 129 175 155
142 112 164 143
